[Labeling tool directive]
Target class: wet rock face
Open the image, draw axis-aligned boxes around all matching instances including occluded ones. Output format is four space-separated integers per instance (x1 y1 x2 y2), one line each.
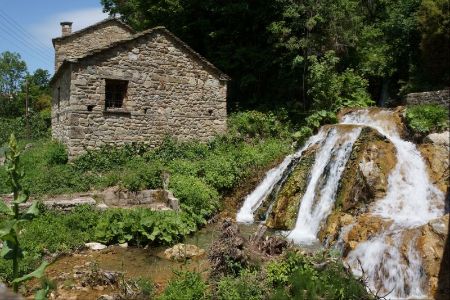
419 143 449 195
335 127 396 212
265 147 316 230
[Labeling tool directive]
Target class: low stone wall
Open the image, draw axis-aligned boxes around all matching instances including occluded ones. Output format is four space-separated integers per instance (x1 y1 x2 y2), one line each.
405 89 449 107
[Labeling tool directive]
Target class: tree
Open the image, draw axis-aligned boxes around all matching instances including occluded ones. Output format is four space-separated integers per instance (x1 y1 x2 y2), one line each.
417 0 450 86
0 51 27 97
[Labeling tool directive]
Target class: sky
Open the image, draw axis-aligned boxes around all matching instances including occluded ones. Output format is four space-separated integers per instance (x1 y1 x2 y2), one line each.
0 1 108 74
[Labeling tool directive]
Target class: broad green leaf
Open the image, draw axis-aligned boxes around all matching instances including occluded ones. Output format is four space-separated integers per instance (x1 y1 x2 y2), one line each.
13 191 30 204
35 288 48 300
0 240 23 260
0 219 16 238
0 200 13 216
23 201 40 218
12 261 49 284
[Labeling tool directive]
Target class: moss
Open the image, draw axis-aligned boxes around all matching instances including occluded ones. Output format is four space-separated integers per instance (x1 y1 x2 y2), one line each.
266 148 316 230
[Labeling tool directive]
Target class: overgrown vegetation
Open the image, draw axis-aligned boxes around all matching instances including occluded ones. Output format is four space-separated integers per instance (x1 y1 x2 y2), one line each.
0 135 50 298
0 111 291 197
405 104 448 134
158 250 372 300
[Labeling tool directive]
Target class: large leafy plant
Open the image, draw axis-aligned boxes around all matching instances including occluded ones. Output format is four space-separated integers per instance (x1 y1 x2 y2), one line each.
0 134 49 298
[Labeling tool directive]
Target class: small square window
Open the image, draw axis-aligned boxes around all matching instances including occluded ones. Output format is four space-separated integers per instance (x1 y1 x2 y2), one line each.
105 79 128 109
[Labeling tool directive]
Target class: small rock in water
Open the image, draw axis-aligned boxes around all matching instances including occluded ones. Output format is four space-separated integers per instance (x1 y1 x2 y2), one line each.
85 242 107 251
164 243 205 261
118 242 128 248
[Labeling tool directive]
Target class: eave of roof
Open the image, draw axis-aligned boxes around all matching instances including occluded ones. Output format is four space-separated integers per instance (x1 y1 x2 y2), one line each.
50 26 230 85
52 17 135 47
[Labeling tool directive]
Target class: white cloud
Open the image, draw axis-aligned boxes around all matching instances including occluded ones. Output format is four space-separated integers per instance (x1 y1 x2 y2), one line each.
31 7 108 49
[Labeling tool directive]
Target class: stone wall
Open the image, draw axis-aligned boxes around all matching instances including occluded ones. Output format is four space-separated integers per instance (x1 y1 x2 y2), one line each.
52 66 72 145
53 21 133 70
52 30 227 159
405 89 449 107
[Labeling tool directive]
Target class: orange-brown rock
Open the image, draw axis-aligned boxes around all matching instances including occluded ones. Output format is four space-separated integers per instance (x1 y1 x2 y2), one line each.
419 143 449 194
344 214 392 253
414 214 449 299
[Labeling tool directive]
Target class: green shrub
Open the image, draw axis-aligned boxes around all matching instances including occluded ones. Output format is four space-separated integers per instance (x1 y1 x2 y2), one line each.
46 142 68 165
308 51 374 112
73 142 151 173
228 111 290 139
159 271 209 300
405 104 448 134
268 251 371 300
0 113 50 145
216 270 271 300
170 174 220 218
121 159 163 191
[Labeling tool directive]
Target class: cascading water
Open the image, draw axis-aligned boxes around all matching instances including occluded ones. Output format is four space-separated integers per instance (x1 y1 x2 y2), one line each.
342 110 444 299
236 130 326 223
287 126 362 243
236 109 446 299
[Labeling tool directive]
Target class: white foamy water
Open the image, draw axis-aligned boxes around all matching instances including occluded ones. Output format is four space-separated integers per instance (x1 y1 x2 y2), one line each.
236 131 326 223
287 126 362 244
236 155 293 223
341 110 443 226
342 110 445 299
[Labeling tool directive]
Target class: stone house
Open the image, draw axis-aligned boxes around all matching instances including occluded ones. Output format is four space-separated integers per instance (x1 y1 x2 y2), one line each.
50 18 229 159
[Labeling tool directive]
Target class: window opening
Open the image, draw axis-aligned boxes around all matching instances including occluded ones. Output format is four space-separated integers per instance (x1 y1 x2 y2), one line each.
105 79 128 109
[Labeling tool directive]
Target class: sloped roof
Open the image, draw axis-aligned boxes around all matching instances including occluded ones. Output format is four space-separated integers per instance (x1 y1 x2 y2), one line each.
52 18 135 46
50 26 230 85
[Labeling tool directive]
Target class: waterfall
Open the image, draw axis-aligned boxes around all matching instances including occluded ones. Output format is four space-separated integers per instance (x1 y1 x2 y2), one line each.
236 109 445 299
236 130 327 223
236 155 293 223
342 110 444 299
287 126 362 243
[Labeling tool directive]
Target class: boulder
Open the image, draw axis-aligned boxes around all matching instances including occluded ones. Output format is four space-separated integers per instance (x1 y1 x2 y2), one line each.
424 131 450 147
414 214 449 298
85 242 107 251
164 244 205 261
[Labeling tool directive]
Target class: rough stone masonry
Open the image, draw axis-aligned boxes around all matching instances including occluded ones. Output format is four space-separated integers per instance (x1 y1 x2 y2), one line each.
50 19 229 159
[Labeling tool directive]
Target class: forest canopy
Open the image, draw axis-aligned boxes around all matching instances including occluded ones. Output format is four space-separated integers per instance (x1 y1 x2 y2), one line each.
101 0 449 113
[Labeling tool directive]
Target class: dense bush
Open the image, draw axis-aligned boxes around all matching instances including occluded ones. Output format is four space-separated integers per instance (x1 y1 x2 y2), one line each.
159 271 210 300
46 141 68 165
228 110 290 139
405 104 448 134
267 251 371 300
0 112 50 145
170 174 220 218
308 51 374 112
216 270 271 300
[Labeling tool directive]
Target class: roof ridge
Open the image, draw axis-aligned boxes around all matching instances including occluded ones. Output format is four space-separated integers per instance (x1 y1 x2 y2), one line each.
50 27 230 85
52 17 135 45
